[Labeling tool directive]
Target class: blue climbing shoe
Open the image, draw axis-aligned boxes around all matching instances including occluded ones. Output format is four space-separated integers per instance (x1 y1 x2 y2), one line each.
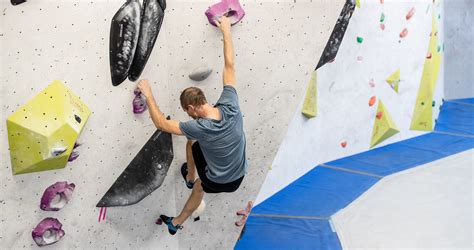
160 215 183 235
181 163 194 189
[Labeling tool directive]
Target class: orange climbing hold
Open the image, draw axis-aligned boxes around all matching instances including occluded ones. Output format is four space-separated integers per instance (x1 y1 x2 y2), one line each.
376 111 383 119
369 96 377 106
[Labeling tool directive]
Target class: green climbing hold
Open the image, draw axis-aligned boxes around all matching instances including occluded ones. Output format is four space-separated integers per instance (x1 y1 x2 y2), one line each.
380 13 385 23
432 100 435 107
357 37 364 43
437 45 441 52
421 102 425 106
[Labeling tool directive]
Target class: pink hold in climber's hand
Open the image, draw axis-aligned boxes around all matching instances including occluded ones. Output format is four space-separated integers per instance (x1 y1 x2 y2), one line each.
205 0 245 27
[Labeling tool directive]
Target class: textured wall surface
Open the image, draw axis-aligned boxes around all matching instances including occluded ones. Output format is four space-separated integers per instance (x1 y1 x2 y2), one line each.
0 0 342 249
256 0 445 204
444 0 473 100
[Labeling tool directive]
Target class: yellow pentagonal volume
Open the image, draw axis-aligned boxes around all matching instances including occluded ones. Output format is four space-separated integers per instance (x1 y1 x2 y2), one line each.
6 80 91 175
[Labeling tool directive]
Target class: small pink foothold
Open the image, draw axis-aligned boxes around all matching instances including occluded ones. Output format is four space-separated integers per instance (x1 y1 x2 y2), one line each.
341 141 347 148
357 56 363 63
369 96 376 106
380 0 384 4
155 218 163 225
426 52 432 59
380 23 385 30
400 28 408 38
376 112 383 119
369 79 375 88
406 7 415 20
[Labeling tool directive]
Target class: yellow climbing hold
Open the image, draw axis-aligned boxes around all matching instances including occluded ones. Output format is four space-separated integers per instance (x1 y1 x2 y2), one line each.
370 100 399 148
301 71 318 118
6 80 91 175
356 0 361 8
386 69 400 93
410 9 442 131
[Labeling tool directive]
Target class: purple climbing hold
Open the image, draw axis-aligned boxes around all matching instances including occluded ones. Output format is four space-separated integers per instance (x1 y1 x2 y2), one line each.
32 218 65 246
205 0 245 27
68 142 81 162
40 181 76 211
133 88 147 114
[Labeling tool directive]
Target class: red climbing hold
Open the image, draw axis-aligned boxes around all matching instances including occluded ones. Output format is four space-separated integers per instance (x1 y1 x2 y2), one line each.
369 96 377 106
341 141 347 148
426 52 432 59
380 23 385 30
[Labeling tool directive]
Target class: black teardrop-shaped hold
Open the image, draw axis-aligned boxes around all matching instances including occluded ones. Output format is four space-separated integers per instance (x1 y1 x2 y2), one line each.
109 0 142 86
128 0 165 81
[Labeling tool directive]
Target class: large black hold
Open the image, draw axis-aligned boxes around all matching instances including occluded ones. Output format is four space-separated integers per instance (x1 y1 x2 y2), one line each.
11 0 26 5
128 0 166 81
315 0 356 70
109 0 142 86
96 127 173 207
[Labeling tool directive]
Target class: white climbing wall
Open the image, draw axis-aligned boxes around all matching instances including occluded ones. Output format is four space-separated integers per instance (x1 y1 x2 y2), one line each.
256 0 445 204
0 0 343 249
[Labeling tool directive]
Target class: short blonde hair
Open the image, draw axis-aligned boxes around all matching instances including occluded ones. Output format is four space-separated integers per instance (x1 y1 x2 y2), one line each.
180 87 207 110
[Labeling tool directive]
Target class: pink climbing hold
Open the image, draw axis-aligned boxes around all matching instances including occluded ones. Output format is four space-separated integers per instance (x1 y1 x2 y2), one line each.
369 78 376 88
133 88 147 114
406 7 416 20
426 52 432 59
380 23 385 30
380 0 384 4
235 201 253 227
205 0 245 27
369 96 376 106
400 28 408 38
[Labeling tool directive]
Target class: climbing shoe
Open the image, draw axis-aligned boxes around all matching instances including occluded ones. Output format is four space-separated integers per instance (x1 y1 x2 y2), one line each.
160 215 183 235
181 163 194 189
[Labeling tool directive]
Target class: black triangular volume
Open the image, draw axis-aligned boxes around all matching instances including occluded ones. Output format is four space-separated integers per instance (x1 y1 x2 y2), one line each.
315 0 356 70
97 126 173 207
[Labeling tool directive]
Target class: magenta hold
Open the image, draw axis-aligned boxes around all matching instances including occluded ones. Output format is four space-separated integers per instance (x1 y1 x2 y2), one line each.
40 181 76 211
68 150 80 162
133 88 147 114
205 0 245 27
32 218 65 246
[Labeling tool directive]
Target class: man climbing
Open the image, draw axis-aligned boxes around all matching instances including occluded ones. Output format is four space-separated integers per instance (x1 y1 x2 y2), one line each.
137 16 247 235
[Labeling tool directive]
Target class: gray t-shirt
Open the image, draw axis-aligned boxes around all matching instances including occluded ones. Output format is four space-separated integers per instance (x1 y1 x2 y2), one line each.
179 86 247 184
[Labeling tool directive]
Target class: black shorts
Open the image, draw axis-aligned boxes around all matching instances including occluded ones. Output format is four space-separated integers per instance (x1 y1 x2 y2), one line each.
192 142 244 193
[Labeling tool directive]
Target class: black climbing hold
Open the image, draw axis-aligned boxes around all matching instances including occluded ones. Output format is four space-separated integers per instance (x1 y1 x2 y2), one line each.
11 0 26 6
128 0 165 81
74 115 81 123
96 117 173 207
110 0 142 86
315 0 356 70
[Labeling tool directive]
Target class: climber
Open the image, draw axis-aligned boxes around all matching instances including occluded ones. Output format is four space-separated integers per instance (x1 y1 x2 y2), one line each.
137 15 247 235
